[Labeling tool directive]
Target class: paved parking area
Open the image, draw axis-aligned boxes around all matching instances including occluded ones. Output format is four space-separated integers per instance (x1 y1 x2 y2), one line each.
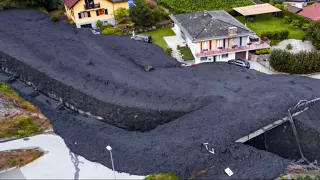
164 35 186 62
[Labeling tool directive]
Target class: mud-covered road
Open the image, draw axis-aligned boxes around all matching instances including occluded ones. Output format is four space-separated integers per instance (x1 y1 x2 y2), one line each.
0 9 320 179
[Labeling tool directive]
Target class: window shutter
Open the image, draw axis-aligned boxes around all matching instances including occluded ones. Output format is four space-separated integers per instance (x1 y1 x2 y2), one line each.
88 11 91 17
105 9 108 14
78 13 82 19
96 10 99 16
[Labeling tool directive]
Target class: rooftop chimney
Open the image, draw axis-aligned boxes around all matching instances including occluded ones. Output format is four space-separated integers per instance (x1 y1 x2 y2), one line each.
204 10 208 16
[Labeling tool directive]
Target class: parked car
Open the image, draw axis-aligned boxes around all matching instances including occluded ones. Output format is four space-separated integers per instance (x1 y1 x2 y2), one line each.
131 34 152 43
91 28 101 35
228 59 250 69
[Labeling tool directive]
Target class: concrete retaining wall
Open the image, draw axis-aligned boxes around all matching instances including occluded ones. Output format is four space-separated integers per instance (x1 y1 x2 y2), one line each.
0 51 186 131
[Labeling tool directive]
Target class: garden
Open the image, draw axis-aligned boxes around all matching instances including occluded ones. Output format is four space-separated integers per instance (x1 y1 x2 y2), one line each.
236 15 304 40
144 27 175 50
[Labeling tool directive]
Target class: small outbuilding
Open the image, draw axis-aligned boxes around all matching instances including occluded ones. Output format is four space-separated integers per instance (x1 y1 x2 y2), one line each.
233 3 281 16
284 4 302 13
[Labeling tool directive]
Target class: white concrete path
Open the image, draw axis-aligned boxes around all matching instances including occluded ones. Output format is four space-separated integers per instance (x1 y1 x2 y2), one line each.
249 61 320 80
0 134 144 180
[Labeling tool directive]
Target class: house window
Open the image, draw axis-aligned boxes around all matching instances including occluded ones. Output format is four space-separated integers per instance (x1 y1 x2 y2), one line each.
200 57 208 62
78 11 91 19
222 54 228 58
105 9 108 15
96 9 105 16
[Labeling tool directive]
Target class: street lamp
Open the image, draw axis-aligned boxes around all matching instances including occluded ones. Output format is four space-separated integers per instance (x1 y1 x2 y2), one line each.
106 145 116 180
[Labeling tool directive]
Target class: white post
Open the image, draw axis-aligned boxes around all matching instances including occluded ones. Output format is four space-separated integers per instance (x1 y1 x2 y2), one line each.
246 50 249 60
106 146 116 180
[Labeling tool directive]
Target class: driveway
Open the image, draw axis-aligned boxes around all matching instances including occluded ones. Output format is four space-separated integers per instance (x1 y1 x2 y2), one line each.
0 134 144 179
164 34 186 62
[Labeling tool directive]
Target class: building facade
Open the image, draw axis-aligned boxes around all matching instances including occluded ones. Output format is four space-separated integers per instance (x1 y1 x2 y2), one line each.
171 10 270 64
64 0 129 28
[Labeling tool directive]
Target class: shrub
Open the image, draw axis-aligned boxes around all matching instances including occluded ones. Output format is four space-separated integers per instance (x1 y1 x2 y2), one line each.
166 47 173 55
283 16 291 24
101 28 118 35
96 20 103 29
145 65 153 72
286 43 293 50
114 24 127 35
51 16 59 23
305 20 320 50
301 23 310 30
10 160 17 166
270 49 320 74
256 48 271 55
145 173 178 180
260 30 289 40
291 20 300 29
105 23 114 28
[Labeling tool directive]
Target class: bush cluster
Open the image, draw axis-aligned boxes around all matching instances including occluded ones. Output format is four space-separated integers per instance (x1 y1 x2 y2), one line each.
260 30 289 40
101 28 119 35
282 9 311 26
286 43 293 50
256 48 271 55
270 49 320 74
51 16 59 23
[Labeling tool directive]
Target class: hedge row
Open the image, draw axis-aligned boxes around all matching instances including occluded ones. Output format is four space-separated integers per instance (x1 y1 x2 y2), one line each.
270 49 320 74
260 30 289 40
256 48 271 55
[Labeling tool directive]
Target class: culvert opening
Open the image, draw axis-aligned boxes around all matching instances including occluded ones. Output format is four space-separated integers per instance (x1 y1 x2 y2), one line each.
238 98 320 167
243 120 320 163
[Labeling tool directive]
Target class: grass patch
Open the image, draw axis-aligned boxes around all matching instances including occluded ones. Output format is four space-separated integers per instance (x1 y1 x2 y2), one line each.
0 115 51 139
144 27 175 50
0 81 38 112
177 46 194 61
145 173 178 180
236 15 304 39
0 150 44 170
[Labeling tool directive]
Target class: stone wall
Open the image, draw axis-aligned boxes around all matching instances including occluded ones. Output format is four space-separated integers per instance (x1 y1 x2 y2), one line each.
0 50 186 131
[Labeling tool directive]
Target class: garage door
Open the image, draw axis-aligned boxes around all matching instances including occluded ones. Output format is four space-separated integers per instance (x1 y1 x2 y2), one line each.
81 24 92 28
235 52 246 59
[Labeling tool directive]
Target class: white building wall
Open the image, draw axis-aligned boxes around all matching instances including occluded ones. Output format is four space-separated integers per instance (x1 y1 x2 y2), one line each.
186 37 200 59
174 24 182 38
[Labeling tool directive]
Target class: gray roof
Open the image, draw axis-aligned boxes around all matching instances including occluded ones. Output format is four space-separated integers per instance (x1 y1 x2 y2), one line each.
284 5 302 13
171 10 254 42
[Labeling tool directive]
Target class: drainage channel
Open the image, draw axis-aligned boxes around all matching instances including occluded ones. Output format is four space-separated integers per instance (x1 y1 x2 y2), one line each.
236 98 320 168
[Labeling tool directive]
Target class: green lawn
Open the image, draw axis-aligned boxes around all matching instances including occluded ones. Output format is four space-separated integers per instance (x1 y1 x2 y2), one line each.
236 15 304 39
177 46 194 61
144 27 175 50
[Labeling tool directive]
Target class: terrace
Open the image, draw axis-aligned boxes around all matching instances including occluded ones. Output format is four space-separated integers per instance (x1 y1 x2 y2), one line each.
196 41 270 57
84 0 100 10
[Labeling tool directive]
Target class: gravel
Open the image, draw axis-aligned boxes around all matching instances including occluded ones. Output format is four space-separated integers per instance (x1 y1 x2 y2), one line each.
0 9 320 179
0 98 20 119
272 39 314 54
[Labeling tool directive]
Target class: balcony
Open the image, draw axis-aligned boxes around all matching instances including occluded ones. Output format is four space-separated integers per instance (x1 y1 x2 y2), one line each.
84 2 100 10
196 41 270 57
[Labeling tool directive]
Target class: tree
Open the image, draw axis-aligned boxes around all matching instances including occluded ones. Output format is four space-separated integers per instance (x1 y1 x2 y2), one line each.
114 7 129 23
129 0 155 27
305 21 320 50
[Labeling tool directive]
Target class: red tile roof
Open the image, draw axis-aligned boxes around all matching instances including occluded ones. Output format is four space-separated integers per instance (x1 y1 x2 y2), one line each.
298 3 320 21
64 0 80 9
